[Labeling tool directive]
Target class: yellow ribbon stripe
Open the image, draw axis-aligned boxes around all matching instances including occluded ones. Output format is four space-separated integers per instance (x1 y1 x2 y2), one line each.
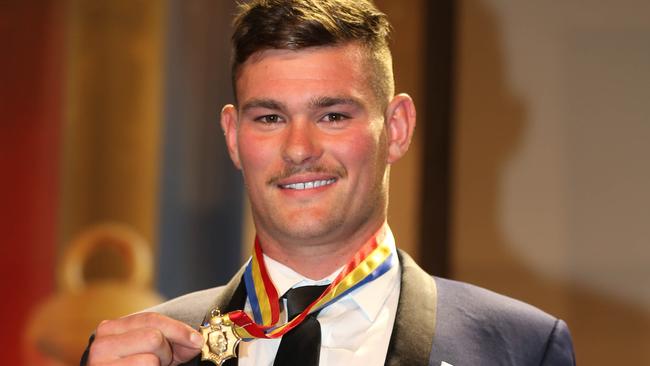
251 254 273 326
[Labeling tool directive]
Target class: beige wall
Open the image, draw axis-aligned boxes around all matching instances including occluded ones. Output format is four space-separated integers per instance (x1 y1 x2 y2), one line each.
61 1 165 248
60 1 165 277
453 0 650 364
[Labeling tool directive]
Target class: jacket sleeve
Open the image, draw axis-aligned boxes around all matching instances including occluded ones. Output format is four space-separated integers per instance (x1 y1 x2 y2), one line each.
539 319 576 366
79 334 94 366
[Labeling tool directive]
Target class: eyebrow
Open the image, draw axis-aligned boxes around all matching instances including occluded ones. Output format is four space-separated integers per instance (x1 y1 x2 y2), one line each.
240 99 287 113
309 96 363 110
240 96 363 114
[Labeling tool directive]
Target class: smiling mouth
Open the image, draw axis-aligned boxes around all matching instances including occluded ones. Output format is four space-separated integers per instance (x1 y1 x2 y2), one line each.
279 178 337 190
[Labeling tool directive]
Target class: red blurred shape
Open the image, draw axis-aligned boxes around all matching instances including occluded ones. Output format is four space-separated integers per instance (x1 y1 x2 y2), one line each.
0 1 63 364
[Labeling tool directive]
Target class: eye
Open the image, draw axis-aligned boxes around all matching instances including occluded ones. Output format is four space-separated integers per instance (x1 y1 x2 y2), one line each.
320 113 349 123
255 114 283 124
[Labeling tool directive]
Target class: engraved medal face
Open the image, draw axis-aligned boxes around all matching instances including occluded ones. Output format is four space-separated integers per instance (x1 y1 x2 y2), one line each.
199 310 241 366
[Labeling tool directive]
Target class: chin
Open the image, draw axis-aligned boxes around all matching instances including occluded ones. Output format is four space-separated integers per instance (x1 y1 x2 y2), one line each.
275 215 345 242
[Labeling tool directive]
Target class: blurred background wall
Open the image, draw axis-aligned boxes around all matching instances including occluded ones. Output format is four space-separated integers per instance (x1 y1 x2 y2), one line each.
452 1 650 364
1 0 648 365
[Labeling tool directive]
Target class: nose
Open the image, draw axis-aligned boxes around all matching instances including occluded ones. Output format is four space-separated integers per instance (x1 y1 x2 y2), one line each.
281 120 323 165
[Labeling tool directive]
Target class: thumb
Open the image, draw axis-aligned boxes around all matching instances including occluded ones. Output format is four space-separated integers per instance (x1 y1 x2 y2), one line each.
170 330 204 364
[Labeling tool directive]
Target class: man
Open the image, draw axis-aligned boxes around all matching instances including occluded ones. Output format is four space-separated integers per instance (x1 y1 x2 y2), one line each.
83 1 575 365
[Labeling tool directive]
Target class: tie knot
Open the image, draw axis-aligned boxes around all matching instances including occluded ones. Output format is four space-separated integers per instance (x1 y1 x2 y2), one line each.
283 285 328 320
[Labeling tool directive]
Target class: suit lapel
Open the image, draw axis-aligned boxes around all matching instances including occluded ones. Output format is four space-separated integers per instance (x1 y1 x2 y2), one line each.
384 250 438 366
201 265 248 323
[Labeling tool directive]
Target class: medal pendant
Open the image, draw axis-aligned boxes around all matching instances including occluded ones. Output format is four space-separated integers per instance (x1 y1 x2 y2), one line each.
199 309 241 366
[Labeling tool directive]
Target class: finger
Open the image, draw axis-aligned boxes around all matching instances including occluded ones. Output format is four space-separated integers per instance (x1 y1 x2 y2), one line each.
96 312 204 350
115 345 201 366
89 327 173 366
170 343 203 365
93 352 161 366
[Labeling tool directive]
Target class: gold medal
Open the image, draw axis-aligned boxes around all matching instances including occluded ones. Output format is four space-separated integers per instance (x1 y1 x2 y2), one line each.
199 309 241 366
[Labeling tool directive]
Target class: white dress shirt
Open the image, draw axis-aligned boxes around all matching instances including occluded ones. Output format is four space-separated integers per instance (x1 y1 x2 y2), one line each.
238 242 401 366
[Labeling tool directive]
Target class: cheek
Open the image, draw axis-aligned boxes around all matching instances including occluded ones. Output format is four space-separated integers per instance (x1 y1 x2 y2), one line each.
333 129 385 175
237 132 276 180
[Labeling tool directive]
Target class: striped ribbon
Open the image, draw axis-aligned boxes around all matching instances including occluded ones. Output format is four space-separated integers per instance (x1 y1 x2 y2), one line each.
226 223 395 340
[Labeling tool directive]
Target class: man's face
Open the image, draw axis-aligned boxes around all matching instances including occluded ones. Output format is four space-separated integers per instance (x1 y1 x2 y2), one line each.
223 43 392 246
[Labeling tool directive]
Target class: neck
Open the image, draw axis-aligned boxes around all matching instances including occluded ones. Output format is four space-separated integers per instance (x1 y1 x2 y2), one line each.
256 220 386 279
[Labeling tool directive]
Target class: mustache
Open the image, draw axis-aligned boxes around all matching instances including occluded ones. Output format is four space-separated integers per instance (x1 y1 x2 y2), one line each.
267 164 347 186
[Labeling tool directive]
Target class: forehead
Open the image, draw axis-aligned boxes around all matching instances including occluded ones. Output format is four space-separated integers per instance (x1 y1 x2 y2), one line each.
235 43 376 108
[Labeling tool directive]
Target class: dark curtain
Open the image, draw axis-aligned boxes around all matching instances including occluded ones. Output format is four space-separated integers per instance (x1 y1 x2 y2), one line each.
157 0 244 298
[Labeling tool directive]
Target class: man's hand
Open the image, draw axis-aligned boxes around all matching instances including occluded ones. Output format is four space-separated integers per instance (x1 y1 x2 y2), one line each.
86 312 204 366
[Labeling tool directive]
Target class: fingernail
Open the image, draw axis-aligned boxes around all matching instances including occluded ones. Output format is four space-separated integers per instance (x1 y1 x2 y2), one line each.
190 332 204 348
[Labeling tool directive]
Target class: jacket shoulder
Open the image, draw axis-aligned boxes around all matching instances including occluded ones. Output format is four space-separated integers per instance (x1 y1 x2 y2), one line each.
435 276 557 326
145 286 226 327
432 277 575 365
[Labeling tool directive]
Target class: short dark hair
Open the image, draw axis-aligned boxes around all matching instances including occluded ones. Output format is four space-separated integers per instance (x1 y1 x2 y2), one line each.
231 0 394 106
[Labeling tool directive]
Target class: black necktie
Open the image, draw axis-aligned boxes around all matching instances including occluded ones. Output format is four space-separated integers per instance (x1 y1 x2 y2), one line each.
273 285 328 366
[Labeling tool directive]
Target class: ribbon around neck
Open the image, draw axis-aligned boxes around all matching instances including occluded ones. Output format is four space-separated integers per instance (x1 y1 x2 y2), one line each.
222 223 396 340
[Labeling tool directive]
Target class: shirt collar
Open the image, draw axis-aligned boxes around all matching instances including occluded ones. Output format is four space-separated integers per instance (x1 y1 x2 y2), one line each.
261 235 400 322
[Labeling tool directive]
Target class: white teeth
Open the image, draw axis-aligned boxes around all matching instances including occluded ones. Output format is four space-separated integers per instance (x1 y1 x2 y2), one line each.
282 178 336 190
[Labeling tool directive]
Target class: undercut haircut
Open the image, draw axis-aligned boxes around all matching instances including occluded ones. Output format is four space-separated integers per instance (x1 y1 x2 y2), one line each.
231 0 394 108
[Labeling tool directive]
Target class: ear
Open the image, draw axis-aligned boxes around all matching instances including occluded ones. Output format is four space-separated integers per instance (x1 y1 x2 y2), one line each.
384 93 416 164
220 104 242 169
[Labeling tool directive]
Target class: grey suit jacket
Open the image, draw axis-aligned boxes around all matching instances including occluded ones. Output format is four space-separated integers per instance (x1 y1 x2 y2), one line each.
145 250 575 365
